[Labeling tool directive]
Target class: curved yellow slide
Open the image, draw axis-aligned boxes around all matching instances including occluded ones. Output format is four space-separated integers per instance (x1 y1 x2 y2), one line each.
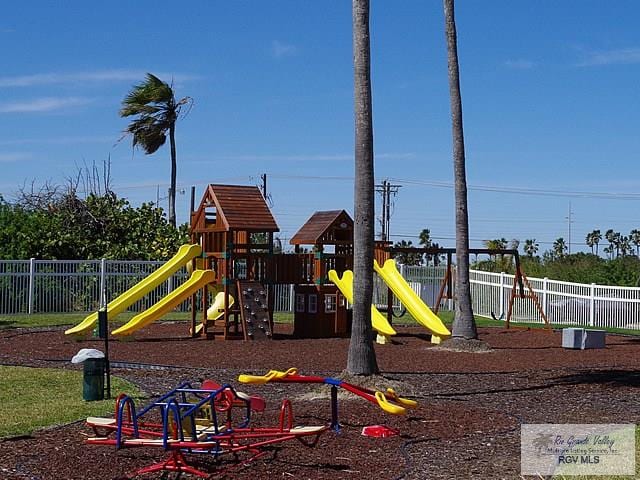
65 244 202 335
328 270 396 337
192 291 236 335
207 291 234 320
374 259 450 343
112 269 215 336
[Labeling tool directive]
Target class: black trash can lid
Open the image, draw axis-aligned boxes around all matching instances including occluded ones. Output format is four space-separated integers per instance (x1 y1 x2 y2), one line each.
71 348 105 364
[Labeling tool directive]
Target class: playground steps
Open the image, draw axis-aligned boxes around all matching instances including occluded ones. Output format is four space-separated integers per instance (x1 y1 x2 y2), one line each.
205 317 245 340
237 281 273 340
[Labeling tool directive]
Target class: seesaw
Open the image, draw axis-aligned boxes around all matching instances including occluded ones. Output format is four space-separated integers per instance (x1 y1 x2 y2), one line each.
238 367 417 428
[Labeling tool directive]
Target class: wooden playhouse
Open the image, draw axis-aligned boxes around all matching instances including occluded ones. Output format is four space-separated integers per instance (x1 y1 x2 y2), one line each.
289 210 353 338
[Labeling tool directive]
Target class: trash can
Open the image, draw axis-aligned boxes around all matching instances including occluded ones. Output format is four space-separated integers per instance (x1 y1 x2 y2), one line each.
71 348 105 401
83 358 105 401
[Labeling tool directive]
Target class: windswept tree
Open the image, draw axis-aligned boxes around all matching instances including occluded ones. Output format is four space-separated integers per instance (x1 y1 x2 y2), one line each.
120 73 192 226
347 0 379 375
443 0 477 340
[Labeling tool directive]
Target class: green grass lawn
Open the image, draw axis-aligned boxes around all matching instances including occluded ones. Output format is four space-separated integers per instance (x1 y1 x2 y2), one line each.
0 366 141 438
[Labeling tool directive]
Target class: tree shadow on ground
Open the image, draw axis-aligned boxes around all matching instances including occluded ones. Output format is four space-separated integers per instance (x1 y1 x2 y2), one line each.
552 369 640 388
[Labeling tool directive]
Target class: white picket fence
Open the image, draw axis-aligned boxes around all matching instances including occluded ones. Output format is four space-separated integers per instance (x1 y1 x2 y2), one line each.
1 259 640 331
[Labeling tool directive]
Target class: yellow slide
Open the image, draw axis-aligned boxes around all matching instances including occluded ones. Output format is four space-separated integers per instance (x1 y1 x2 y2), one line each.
112 269 215 336
374 259 450 343
328 269 396 337
65 244 202 336
191 291 236 336
207 291 234 320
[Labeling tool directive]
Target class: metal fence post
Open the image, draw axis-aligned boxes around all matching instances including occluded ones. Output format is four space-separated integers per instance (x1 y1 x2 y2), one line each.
542 277 548 319
28 258 35 314
100 258 107 308
289 284 295 312
589 283 595 327
499 272 505 317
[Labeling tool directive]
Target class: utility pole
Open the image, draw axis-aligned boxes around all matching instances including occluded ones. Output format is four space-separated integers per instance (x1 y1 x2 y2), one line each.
375 179 401 242
260 173 267 198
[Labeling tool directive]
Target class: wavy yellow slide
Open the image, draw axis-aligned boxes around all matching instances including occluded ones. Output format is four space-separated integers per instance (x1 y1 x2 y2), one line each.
112 269 215 336
191 291 236 336
328 269 396 337
374 259 450 343
64 244 202 336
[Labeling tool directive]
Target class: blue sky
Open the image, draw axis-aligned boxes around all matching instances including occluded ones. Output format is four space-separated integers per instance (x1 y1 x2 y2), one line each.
2 1 640 254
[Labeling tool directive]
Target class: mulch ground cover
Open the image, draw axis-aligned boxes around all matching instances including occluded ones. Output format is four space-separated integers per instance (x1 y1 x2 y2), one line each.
1 323 639 479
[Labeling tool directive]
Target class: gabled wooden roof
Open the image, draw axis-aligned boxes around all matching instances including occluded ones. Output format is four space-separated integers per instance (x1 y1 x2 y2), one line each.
290 210 353 245
199 184 279 232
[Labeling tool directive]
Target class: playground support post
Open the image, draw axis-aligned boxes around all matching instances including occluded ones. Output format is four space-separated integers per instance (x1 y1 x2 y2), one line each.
330 385 340 432
98 309 111 399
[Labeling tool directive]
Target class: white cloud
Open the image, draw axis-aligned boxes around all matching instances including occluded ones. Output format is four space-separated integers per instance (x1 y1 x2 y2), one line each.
271 40 299 59
504 59 536 70
0 70 199 88
0 135 114 146
576 47 640 67
0 152 32 163
0 97 93 113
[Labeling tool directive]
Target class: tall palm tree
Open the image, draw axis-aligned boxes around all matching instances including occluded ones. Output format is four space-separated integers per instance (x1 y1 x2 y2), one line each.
585 232 595 254
630 229 640 257
347 0 379 375
120 73 192 226
523 238 538 257
612 231 622 258
592 229 602 256
605 229 615 259
443 0 476 340
619 235 631 257
553 237 567 258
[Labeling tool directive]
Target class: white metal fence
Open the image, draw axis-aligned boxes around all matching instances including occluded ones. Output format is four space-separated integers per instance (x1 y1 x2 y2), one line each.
469 270 640 330
2 258 640 331
0 259 189 315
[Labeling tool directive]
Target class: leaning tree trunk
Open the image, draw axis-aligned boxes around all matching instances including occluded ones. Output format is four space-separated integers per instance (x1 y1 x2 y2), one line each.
168 123 177 227
443 0 477 339
347 0 379 375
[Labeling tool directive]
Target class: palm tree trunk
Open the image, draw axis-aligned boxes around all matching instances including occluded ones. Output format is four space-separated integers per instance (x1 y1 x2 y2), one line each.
168 123 177 227
443 0 477 340
347 0 379 376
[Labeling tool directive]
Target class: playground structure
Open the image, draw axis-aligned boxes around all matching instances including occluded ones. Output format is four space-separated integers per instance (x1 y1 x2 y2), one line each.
64 183 459 342
84 369 416 478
